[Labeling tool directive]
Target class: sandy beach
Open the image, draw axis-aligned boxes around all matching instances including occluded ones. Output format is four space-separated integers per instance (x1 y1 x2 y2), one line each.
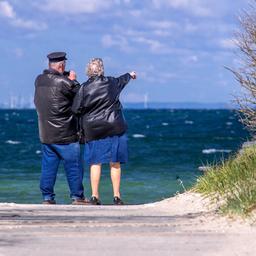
0 192 256 256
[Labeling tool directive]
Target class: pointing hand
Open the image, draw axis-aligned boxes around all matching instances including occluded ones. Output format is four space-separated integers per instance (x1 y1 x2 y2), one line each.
129 71 137 79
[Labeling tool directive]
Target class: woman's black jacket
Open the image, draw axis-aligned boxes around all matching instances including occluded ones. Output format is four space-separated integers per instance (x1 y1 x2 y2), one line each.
72 73 131 142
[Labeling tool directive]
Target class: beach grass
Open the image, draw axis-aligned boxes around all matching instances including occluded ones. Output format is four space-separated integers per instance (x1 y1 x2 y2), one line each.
194 145 256 216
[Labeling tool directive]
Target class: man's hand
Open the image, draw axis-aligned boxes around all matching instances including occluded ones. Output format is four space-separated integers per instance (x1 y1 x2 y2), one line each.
68 70 77 81
129 71 137 79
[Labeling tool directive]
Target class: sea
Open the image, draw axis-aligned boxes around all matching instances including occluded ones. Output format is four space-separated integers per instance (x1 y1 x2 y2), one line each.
0 109 250 205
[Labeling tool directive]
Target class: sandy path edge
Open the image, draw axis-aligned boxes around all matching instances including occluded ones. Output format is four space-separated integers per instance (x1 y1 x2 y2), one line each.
1 192 256 256
0 192 254 230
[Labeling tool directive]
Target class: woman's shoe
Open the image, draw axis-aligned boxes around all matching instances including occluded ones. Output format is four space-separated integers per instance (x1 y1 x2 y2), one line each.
90 196 101 205
113 196 124 205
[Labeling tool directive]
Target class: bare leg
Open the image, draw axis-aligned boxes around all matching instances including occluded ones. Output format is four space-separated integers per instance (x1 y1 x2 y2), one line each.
90 164 101 199
110 162 121 198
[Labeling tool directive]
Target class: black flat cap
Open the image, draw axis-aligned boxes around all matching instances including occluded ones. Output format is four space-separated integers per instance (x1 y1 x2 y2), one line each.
47 52 67 62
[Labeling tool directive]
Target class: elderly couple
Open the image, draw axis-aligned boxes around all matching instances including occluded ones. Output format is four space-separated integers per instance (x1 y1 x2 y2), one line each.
34 52 136 205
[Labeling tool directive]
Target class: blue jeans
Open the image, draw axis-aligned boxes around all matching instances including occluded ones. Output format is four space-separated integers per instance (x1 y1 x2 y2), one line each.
40 142 84 201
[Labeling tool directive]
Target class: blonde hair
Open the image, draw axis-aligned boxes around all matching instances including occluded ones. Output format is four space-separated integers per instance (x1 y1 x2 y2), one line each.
86 58 104 77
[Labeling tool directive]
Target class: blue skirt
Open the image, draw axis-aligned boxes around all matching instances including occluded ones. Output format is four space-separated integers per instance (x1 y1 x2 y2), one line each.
85 133 128 165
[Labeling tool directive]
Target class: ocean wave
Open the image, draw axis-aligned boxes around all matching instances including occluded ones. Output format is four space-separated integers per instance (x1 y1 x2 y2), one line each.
185 120 194 125
198 166 210 172
202 149 231 154
36 150 41 154
12 112 19 116
132 134 146 138
226 122 233 126
5 140 21 145
162 122 169 126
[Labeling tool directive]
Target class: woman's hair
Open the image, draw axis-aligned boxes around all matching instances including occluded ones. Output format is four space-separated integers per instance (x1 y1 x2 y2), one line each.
86 58 104 77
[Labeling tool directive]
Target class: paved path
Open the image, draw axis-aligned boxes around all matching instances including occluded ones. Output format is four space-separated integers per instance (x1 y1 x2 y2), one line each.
0 196 255 256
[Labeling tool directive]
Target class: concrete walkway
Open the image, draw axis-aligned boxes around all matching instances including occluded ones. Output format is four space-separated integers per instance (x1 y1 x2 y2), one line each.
0 193 255 256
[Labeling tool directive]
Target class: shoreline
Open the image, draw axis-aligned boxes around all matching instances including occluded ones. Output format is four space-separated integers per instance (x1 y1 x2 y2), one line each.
1 192 256 256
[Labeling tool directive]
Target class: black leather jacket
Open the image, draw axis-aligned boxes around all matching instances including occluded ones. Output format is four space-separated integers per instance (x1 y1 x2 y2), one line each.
72 73 131 142
34 69 80 144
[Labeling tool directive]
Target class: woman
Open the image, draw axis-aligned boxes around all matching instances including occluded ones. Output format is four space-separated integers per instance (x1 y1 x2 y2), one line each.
72 58 136 205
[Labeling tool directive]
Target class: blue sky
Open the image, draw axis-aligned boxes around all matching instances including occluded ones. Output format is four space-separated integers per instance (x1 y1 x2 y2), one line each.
0 0 247 104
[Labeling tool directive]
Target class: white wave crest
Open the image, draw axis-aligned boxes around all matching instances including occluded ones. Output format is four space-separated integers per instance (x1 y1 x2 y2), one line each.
198 166 210 172
5 140 21 145
132 134 146 138
162 122 169 126
202 149 231 154
185 120 194 124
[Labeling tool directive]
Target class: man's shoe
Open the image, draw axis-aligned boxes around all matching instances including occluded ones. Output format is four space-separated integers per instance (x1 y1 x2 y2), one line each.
90 196 101 205
113 196 124 205
72 198 90 205
42 199 56 205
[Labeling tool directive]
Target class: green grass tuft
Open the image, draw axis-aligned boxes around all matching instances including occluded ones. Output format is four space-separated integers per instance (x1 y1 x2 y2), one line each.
194 145 256 216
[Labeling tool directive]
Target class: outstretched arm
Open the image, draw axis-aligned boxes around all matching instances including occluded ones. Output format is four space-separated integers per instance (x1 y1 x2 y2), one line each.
116 71 136 90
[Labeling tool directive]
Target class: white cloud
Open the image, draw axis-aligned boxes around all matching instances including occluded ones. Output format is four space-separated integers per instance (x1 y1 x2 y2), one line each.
112 26 146 38
40 0 114 14
102 26 172 54
0 1 47 30
102 34 133 53
149 20 177 29
134 37 162 51
152 0 213 17
153 29 171 37
11 18 47 30
139 70 177 84
148 20 177 37
129 10 142 17
219 38 237 49
133 36 170 54
0 1 15 18
181 55 199 65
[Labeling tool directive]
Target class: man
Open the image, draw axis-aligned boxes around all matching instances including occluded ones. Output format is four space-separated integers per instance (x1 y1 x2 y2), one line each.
34 52 88 205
